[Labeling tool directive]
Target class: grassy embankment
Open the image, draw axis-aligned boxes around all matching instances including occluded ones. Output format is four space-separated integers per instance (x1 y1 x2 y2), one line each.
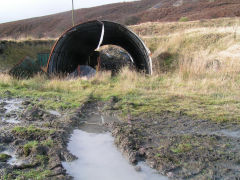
0 40 55 71
0 17 240 123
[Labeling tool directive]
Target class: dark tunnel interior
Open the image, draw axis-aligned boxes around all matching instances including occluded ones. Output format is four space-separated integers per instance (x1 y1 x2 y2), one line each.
47 20 152 75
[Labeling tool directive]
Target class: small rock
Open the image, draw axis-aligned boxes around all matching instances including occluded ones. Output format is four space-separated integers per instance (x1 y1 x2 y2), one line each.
111 96 119 103
135 166 142 172
42 114 55 122
0 108 6 113
33 145 48 155
205 59 221 71
60 150 77 162
16 146 24 156
167 172 174 178
139 147 146 156
22 101 31 106
4 91 12 96
129 152 137 164
51 166 65 176
13 139 24 145
21 106 45 121
5 114 11 118
49 154 62 170
146 159 157 169
12 161 38 170
0 102 7 106
0 134 13 143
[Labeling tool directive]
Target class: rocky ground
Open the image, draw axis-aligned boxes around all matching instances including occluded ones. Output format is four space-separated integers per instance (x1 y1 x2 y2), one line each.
0 96 240 179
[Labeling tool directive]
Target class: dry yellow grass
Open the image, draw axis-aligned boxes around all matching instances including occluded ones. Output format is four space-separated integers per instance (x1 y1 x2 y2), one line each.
1 65 240 123
0 36 56 42
1 17 240 123
131 17 240 78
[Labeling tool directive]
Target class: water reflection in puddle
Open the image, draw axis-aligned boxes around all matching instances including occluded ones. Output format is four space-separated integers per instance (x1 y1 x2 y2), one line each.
218 130 240 138
0 99 22 124
4 99 22 113
48 110 61 117
62 130 167 180
1 117 20 124
1 150 23 166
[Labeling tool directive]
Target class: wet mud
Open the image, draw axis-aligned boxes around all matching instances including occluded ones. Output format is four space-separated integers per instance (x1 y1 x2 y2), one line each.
111 113 240 179
0 98 239 179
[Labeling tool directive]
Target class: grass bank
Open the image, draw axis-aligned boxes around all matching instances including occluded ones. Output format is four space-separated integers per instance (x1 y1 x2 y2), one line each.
0 17 240 123
0 40 55 71
0 67 240 123
132 17 240 75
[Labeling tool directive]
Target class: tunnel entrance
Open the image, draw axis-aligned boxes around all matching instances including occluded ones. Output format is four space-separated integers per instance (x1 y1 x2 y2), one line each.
47 20 152 76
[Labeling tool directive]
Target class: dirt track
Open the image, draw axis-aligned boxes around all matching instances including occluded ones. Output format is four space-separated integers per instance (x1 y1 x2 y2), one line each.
0 98 240 179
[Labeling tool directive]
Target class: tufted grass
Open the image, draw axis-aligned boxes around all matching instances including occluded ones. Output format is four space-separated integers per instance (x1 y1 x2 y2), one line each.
0 67 240 123
0 17 240 123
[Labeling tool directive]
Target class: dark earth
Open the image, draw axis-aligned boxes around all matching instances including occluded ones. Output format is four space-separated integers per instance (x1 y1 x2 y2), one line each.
0 96 240 179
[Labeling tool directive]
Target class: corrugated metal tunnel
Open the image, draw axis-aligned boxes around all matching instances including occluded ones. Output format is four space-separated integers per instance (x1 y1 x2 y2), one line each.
47 20 152 75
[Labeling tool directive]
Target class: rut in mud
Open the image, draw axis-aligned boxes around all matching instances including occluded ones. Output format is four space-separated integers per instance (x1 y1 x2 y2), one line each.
62 102 166 180
0 98 165 179
63 130 166 180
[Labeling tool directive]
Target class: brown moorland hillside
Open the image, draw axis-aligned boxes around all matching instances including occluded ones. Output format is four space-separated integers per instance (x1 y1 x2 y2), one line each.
0 0 240 39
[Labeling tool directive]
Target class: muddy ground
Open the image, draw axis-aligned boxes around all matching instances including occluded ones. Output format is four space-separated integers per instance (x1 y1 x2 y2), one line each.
0 96 240 179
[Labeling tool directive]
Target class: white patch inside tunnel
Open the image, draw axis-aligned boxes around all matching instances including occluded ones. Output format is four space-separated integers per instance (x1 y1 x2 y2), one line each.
96 21 105 50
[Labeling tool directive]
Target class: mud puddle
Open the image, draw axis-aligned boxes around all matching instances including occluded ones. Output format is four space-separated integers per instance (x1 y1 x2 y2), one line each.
215 129 240 138
62 129 167 180
0 99 22 124
47 110 61 117
0 149 23 166
1 99 239 179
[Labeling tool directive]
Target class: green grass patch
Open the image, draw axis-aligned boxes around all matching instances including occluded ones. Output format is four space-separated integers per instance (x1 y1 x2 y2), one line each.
12 125 55 137
0 153 11 162
36 155 49 166
171 143 193 154
40 139 54 147
23 141 38 156
1 64 240 124
179 16 189 22
13 169 51 180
